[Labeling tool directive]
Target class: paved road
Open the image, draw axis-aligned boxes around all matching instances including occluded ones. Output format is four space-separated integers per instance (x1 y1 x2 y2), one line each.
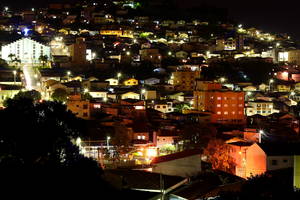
22 64 42 91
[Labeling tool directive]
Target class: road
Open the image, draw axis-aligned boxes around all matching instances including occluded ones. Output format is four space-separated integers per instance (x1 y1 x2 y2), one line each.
22 64 42 92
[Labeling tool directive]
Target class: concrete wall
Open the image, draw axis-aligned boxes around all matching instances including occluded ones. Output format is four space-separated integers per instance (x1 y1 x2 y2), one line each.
152 154 201 177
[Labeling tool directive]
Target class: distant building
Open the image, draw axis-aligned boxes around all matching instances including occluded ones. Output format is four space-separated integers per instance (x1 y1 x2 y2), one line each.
123 78 139 86
67 94 90 119
194 81 245 124
69 37 87 65
1 37 51 64
171 70 200 91
246 100 279 116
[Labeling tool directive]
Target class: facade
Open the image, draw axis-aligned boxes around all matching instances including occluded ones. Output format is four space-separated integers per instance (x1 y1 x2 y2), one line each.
246 100 279 116
69 37 86 65
1 37 51 64
66 94 90 119
0 85 21 107
123 78 139 86
121 92 140 100
105 78 119 86
151 149 202 177
194 81 245 124
154 102 174 113
288 50 300 65
171 70 200 91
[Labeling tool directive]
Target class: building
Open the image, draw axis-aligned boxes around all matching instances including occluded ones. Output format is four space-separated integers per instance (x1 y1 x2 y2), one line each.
151 149 202 177
120 92 140 100
1 37 51 64
0 84 21 107
66 94 90 119
171 70 200 91
123 78 139 86
246 100 279 116
233 143 296 178
194 81 245 124
288 50 300 65
105 78 119 86
154 101 174 113
69 37 86 65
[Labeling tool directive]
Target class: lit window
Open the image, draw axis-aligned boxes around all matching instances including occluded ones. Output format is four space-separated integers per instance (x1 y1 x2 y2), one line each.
217 111 221 115
239 111 243 115
217 104 221 107
239 104 243 107
217 97 221 100
232 111 236 114
239 97 243 100
142 136 145 140
224 104 228 107
137 136 141 140
224 111 228 115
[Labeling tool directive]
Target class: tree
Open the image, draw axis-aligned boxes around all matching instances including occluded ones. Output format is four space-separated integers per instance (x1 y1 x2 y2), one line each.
51 88 67 102
39 55 48 68
203 139 236 174
181 122 217 150
0 98 122 198
12 90 41 102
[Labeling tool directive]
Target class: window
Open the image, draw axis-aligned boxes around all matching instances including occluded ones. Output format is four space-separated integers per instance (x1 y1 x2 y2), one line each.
232 111 236 114
283 159 288 163
224 104 228 107
137 136 141 140
83 104 88 109
217 97 221 100
141 136 145 140
224 111 228 115
157 106 160 108
83 112 88 117
271 160 278 166
163 106 166 108
239 97 243 100
257 111 261 114
217 111 221 115
238 104 243 107
217 104 221 107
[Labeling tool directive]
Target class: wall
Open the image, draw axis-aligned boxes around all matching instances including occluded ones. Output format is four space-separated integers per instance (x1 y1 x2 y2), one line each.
152 154 202 177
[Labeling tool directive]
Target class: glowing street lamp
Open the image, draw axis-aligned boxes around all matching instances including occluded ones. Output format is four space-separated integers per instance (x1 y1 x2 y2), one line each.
258 130 264 143
13 70 16 85
269 79 274 91
84 88 89 93
220 77 226 83
126 51 131 56
107 136 111 150
67 71 71 81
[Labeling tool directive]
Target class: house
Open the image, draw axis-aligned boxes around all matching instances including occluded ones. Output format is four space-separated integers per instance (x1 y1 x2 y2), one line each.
121 91 140 100
66 94 90 119
232 143 299 178
246 100 279 116
123 78 139 86
154 101 174 113
175 51 188 59
151 149 202 177
105 78 119 86
89 89 108 100
144 78 160 85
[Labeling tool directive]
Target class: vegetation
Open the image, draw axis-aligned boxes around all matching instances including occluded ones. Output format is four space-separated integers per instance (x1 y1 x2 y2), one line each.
51 88 68 102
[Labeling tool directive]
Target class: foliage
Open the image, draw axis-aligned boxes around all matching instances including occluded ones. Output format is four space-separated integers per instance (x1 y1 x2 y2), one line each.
181 122 217 150
12 90 41 102
203 139 236 174
0 98 121 197
82 92 93 100
51 88 68 102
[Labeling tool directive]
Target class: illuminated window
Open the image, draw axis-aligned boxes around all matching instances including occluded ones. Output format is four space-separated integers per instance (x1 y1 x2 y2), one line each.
224 104 228 107
232 111 236 114
137 136 141 139
231 97 236 100
239 97 243 100
224 111 228 115
238 104 243 107
217 97 221 100
142 136 145 140
232 104 236 107
217 104 221 107
217 111 221 115
238 111 243 115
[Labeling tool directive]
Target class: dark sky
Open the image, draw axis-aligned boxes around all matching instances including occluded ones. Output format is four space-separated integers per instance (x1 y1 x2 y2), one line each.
197 0 300 39
1 0 300 39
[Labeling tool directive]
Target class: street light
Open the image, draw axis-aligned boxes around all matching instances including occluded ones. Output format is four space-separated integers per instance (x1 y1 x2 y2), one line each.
269 79 274 91
107 136 111 150
220 77 226 83
141 89 146 99
13 70 16 85
84 88 89 93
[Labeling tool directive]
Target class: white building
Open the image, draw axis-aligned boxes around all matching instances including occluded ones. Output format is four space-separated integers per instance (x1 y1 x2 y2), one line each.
1 37 51 64
246 100 279 116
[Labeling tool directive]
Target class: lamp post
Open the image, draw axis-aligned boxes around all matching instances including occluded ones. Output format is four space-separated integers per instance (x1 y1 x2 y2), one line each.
117 72 122 84
107 136 111 150
141 89 146 100
13 70 16 85
269 79 274 92
67 71 71 81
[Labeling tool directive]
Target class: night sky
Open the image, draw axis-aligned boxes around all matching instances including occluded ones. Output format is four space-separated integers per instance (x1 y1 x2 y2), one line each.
1 0 300 39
